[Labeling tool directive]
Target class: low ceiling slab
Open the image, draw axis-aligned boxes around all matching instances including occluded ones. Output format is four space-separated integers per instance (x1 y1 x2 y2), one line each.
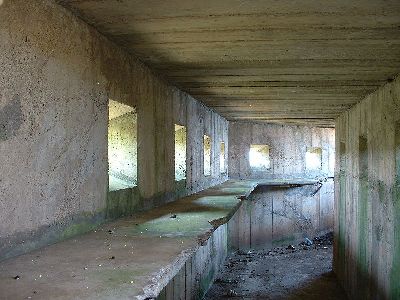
57 0 400 127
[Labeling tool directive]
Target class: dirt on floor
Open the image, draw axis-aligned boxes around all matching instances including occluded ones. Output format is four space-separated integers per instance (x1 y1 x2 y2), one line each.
204 232 347 300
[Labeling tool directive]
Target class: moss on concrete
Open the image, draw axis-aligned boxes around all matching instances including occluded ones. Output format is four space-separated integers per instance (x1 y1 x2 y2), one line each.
338 171 346 278
174 179 187 198
357 179 369 290
390 179 400 299
272 235 296 246
198 266 216 299
88 268 146 289
107 186 140 219
132 213 216 237
0 210 106 261
60 221 99 241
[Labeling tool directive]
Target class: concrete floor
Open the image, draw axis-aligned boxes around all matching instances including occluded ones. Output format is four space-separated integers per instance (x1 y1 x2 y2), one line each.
204 233 347 300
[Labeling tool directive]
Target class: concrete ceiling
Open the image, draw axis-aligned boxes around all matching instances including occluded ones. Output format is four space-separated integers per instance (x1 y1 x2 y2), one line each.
57 0 400 127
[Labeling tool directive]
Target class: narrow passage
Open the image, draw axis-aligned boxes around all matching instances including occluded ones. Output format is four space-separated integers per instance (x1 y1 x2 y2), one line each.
204 233 347 300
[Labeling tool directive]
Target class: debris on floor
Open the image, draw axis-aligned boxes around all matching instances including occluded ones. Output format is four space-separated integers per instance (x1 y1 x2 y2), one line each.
204 232 347 300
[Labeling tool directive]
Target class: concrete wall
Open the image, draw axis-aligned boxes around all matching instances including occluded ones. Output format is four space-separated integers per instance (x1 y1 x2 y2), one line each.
157 225 228 300
334 76 400 299
156 181 334 300
0 0 228 260
229 122 335 179
229 184 334 250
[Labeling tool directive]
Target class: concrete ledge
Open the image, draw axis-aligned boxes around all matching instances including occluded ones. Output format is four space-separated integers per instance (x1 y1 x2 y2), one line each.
0 179 322 300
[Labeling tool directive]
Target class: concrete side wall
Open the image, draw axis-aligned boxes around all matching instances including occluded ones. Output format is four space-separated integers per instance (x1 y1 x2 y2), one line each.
334 76 400 300
230 184 334 250
0 0 228 260
228 122 335 179
156 182 334 300
157 224 228 300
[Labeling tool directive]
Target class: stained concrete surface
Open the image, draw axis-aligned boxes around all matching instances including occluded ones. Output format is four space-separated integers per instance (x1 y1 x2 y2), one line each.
0 180 254 300
56 0 400 127
0 179 329 299
233 182 334 251
334 75 400 299
0 0 228 261
204 233 347 300
228 122 335 180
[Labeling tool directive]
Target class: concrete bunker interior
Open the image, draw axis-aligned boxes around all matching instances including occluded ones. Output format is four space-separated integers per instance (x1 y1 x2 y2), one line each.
0 1 399 299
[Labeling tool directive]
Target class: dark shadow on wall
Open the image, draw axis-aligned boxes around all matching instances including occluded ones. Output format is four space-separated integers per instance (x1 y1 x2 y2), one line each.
335 248 389 300
0 94 23 141
286 272 347 300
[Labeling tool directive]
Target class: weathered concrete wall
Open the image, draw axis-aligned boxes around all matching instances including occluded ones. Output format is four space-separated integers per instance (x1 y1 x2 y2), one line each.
334 76 400 299
0 0 228 260
228 183 334 250
157 225 229 300
155 180 334 300
229 122 335 179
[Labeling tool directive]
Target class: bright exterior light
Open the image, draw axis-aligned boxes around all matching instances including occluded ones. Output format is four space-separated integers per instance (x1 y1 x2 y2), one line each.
249 144 270 169
175 124 187 181
108 100 137 191
305 147 322 170
220 142 226 173
204 135 211 176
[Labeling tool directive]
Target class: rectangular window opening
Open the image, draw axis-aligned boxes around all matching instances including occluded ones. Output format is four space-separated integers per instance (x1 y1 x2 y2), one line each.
204 135 211 176
108 99 137 191
249 144 270 169
220 142 226 174
306 147 322 170
174 124 187 181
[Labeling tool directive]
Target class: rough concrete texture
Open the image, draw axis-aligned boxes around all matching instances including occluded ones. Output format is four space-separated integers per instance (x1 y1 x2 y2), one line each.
0 0 228 261
230 182 334 250
157 178 332 299
0 180 253 300
334 76 400 299
56 0 400 127
229 122 335 179
0 179 332 299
